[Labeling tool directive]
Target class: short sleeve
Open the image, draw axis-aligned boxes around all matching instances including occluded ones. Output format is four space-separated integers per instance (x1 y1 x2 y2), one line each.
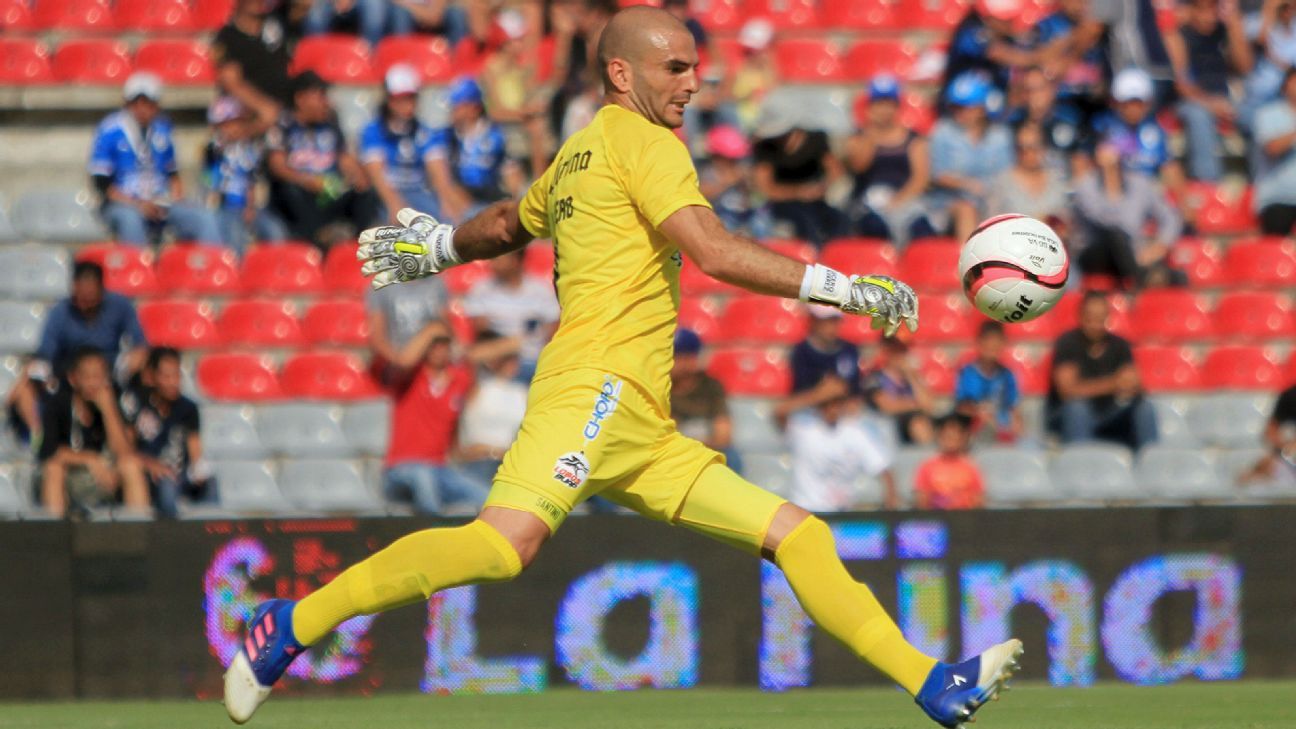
617 127 711 228
182 399 201 431
954 364 978 402
264 120 286 152
358 122 385 164
1256 104 1296 146
88 125 116 178
518 163 554 239
1001 368 1020 408
1051 332 1084 366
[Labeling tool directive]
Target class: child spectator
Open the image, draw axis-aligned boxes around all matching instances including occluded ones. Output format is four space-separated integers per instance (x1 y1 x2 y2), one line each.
954 321 1023 443
864 336 935 445
203 96 286 252
929 72 1015 245
699 125 764 236
360 65 456 224
913 414 985 510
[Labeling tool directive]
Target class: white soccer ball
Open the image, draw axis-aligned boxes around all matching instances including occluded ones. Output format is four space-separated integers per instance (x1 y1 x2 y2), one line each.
958 214 1069 324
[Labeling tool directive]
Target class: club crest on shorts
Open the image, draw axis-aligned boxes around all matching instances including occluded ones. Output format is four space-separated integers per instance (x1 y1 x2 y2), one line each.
552 451 591 489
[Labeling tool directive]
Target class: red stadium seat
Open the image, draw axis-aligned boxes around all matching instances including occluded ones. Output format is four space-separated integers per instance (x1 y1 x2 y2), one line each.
911 294 978 343
680 258 743 295
1 0 36 31
1135 346 1202 391
707 347 791 397
137 299 220 349
0 39 54 84
899 240 961 291
442 259 491 295
677 297 724 341
842 40 918 81
1223 238 1296 287
749 0 821 28
217 298 305 347
1168 237 1224 288
197 353 283 401
692 0 744 31
291 34 377 83
762 238 816 264
822 0 898 30
774 40 845 82
911 347 956 395
839 312 883 345
114 0 193 30
1202 345 1284 390
714 296 808 345
1004 345 1048 396
157 244 241 294
373 35 454 83
33 0 113 30
1212 291 1296 340
1194 190 1256 235
76 243 159 297
1129 289 1212 343
895 0 970 30
281 350 382 400
819 238 897 277
240 243 325 294
301 299 369 346
52 39 132 83
191 0 232 29
133 40 214 85
322 242 367 294
524 243 555 278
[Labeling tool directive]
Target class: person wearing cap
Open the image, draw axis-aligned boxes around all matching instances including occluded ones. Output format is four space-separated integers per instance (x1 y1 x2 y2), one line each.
698 125 765 235
928 71 1014 243
752 110 849 247
88 73 223 247
443 77 512 219
1163 0 1253 182
845 75 935 247
731 17 778 132
203 94 286 252
1093 68 1175 178
1254 67 1296 233
941 0 1040 111
360 65 456 226
266 70 378 246
669 328 739 473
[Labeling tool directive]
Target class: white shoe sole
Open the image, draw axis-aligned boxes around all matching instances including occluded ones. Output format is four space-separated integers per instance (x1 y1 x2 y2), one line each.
956 639 1024 727
224 652 272 724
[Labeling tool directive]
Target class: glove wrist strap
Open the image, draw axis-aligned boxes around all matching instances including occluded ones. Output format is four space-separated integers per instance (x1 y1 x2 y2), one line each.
799 263 851 308
429 224 462 270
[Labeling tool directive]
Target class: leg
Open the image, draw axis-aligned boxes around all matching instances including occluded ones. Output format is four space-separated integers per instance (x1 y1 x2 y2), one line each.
152 474 180 519
434 464 492 511
40 461 67 518
1177 100 1222 182
948 199 978 246
302 0 336 36
383 463 443 514
101 202 150 246
116 454 151 511
1056 398 1097 443
354 0 389 46
269 182 325 242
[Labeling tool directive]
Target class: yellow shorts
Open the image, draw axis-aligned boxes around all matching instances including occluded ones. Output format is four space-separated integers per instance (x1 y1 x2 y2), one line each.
486 368 724 532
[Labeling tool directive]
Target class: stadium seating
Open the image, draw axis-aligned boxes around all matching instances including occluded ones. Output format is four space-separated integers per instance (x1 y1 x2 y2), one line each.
677 296 724 340
1187 393 1272 448
0 246 68 301
819 238 898 276
76 244 159 297
1129 289 1211 343
891 445 934 505
1050 444 1140 502
842 39 918 80
0 465 24 519
291 34 377 83
680 258 742 296
524 243 555 278
441 260 490 295
11 189 105 243
240 243 325 295
1149 396 1196 446
1222 238 1296 287
156 244 241 295
216 298 305 347
0 302 44 354
0 0 34 30
373 36 454 83
1201 345 1284 390
974 446 1056 505
1135 446 1230 500
136 299 221 349
196 353 282 401
33 0 113 30
1215 447 1266 490
750 0 821 28
52 39 133 83
708 347 790 396
729 396 783 453
301 299 369 346
692 0 744 31
1211 291 1296 340
762 238 816 264
911 346 956 394
190 0 233 30
740 451 793 497
200 404 267 460
0 39 54 84
897 0 968 29
714 296 807 344
821 0 896 30
341 400 391 457
1004 345 1048 396
909 294 976 343
773 39 844 82
114 0 194 31
279 459 383 513
898 239 961 291
1169 238 1224 288
133 40 214 85
280 350 381 400
1135 346 1203 391
211 460 291 513
257 403 351 457
322 242 368 295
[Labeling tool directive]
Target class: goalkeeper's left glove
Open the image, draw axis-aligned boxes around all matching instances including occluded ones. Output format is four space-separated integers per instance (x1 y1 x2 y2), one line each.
356 208 462 290
799 264 919 337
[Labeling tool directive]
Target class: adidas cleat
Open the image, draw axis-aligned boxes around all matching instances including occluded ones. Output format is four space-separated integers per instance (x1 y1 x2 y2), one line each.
223 599 305 724
914 639 1023 729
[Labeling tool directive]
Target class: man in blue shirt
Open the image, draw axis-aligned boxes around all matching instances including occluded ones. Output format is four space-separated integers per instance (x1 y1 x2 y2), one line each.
445 77 510 219
89 72 222 247
954 321 1022 442
37 261 148 380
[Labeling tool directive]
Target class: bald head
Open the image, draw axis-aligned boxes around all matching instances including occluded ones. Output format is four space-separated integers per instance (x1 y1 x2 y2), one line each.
597 6 691 88
596 6 699 128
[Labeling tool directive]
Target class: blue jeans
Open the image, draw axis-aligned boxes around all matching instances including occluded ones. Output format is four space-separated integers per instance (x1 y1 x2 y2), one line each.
1177 99 1223 182
103 200 223 246
388 3 469 45
1049 397 1159 451
383 462 490 515
304 0 390 46
152 474 218 519
216 208 290 254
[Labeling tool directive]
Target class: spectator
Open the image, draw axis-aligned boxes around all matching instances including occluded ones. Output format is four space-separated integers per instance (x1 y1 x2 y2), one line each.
987 123 1071 227
390 0 469 44
782 393 898 511
1093 68 1187 200
463 250 560 380
455 331 529 491
37 348 149 519
1240 0 1296 130
929 72 1015 244
1072 143 1185 289
119 347 215 519
380 322 485 515
669 329 740 471
698 126 765 236
1032 0 1112 116
444 78 513 221
360 65 458 225
211 0 294 110
684 67 741 161
730 17 778 133
954 321 1023 443
203 96 287 252
662 0 708 51
36 261 148 380
942 0 1038 110
1046 291 1157 450
367 271 450 376
790 307 861 396
863 336 935 445
266 71 378 246
478 9 553 176
913 413 985 510
4 358 42 454
1253 67 1296 234
303 0 391 47
1011 67 1088 171
753 111 848 246
89 73 222 247
1164 0 1253 181
1089 0 1172 93
1240 382 1296 486
845 75 936 246
547 0 617 142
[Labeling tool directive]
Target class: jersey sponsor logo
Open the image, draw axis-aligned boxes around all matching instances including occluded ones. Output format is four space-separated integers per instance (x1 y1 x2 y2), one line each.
552 451 591 489
584 376 623 441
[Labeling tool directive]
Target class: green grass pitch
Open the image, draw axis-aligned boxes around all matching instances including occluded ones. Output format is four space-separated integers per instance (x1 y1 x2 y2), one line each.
2 682 1293 729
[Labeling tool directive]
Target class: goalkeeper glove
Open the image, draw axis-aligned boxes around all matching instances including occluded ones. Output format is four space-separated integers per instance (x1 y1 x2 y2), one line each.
799 264 919 337
356 208 462 290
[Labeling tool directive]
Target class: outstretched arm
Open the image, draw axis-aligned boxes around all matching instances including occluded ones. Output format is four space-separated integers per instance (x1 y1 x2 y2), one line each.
356 203 534 288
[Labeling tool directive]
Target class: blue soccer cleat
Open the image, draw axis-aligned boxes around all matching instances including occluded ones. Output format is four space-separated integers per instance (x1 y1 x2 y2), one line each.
223 599 305 724
915 639 1024 728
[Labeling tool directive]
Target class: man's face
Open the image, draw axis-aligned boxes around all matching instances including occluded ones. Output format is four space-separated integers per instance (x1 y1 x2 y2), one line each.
388 94 417 121
295 87 331 123
1023 71 1055 116
154 357 182 402
426 337 452 368
1080 298 1109 340
72 276 104 314
628 27 700 129
127 97 160 127
1116 98 1148 126
867 98 898 127
976 331 1006 362
451 100 481 127
672 352 700 378
952 104 985 127
70 356 109 401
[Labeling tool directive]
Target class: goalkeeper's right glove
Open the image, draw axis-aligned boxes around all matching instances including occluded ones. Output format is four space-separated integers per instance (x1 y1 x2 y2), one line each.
799 264 920 337
356 208 462 290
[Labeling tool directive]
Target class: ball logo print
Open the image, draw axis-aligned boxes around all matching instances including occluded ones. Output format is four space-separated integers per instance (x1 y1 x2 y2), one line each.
959 214 1069 323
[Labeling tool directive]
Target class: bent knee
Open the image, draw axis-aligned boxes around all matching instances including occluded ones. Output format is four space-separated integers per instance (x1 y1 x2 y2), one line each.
476 506 551 573
760 503 815 558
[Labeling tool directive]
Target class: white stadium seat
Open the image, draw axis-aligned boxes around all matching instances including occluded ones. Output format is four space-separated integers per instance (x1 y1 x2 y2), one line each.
1187 393 1272 448
279 459 384 513
0 302 45 354
0 246 69 301
975 446 1057 506
257 403 352 458
1050 444 1141 502
200 404 268 460
342 400 391 457
11 189 106 243
1134 446 1228 500
212 460 292 514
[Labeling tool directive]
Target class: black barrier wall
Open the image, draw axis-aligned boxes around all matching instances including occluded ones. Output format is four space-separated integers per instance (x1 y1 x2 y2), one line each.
1 507 1293 700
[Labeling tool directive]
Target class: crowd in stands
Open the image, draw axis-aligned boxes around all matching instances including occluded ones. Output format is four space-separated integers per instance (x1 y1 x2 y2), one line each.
6 0 1296 516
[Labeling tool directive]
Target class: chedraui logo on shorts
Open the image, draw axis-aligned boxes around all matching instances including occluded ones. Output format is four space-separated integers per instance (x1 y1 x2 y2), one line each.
552 451 591 489
584 376 623 441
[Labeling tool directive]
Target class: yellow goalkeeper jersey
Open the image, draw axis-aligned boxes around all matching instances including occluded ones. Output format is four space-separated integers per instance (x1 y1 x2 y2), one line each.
517 104 711 412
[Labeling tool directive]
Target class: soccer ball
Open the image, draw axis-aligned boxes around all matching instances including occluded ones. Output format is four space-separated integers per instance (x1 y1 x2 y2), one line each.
958 214 1069 324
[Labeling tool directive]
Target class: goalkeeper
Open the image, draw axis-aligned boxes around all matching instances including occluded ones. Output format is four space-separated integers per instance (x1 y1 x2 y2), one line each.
224 6 1021 727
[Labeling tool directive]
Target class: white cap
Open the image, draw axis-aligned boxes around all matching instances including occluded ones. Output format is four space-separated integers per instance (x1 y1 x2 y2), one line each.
739 17 774 51
385 63 421 96
123 71 162 102
1112 67 1153 103
497 8 526 41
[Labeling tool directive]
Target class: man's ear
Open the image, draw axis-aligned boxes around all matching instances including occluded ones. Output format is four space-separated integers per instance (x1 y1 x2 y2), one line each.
606 57 633 94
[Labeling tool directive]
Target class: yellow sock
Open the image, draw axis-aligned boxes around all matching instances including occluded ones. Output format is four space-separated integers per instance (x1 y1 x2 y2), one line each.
774 516 937 695
292 520 522 646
